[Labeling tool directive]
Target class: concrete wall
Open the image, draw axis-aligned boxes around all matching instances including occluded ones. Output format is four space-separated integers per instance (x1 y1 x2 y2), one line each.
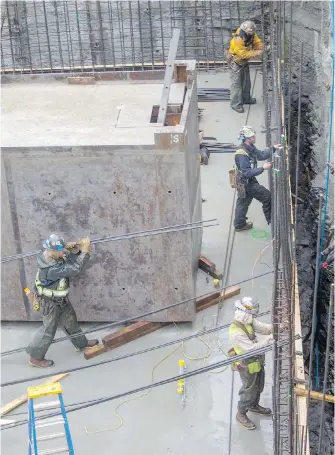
1 63 202 322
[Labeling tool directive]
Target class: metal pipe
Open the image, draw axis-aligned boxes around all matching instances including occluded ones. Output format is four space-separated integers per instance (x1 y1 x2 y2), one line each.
294 43 303 234
303 195 323 455
317 283 334 454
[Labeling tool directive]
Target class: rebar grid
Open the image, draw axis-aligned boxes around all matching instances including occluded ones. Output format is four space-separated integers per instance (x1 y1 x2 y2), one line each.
268 2 296 454
0 1 264 74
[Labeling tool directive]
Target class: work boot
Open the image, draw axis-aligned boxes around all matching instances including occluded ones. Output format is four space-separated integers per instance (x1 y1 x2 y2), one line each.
29 358 54 368
249 404 272 415
75 339 99 352
236 412 256 430
231 106 244 113
235 222 253 232
244 98 257 105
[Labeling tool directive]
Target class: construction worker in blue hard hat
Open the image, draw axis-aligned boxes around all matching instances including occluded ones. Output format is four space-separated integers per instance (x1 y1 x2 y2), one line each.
228 20 263 113
26 233 99 368
233 126 282 231
229 297 273 430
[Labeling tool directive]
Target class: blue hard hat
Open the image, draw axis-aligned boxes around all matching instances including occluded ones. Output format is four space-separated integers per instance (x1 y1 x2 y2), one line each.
43 233 66 251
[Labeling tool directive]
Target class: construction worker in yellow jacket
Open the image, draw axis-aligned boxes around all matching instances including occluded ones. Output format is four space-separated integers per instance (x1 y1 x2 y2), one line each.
228 21 263 113
229 297 273 430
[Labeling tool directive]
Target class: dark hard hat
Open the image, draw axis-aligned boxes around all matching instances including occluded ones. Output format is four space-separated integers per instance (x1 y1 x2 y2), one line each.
43 233 66 251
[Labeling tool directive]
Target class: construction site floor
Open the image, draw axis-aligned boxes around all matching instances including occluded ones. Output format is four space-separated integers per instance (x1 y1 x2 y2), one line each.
1 68 274 455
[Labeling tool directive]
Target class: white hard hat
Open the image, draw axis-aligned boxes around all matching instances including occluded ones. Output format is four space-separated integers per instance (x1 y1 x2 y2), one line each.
240 21 257 36
235 296 259 315
238 125 256 141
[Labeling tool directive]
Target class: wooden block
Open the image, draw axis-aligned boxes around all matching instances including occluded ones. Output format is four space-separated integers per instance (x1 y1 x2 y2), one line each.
102 321 169 350
196 286 240 313
0 373 68 416
67 76 96 85
83 343 106 360
199 254 215 272
199 254 223 279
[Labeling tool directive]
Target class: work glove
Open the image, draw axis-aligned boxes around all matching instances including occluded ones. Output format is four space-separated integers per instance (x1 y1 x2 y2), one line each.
78 237 91 254
65 242 80 254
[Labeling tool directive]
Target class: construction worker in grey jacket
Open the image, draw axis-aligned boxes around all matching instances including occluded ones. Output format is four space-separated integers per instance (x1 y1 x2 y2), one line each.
229 297 273 430
26 233 99 368
234 125 282 231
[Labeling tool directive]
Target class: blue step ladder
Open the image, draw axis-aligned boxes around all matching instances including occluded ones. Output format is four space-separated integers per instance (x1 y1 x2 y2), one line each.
27 382 75 455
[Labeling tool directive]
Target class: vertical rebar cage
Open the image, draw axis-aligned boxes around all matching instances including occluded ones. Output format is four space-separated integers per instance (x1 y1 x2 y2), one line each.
0 1 264 74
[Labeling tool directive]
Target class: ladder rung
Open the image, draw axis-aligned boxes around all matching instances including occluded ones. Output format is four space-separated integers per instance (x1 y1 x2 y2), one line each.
36 449 69 455
35 417 64 428
34 400 60 410
36 432 65 442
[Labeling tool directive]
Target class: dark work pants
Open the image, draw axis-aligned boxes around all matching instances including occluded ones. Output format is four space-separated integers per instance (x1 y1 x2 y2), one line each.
230 62 252 110
26 296 88 360
234 179 271 228
237 366 265 414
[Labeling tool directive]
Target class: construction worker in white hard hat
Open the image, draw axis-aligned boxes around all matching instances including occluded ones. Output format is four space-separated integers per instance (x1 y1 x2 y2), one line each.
228 21 263 113
229 297 273 430
233 126 282 231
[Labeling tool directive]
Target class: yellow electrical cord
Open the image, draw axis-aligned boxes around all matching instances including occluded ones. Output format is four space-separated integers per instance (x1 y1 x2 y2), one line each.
84 321 229 435
84 343 182 435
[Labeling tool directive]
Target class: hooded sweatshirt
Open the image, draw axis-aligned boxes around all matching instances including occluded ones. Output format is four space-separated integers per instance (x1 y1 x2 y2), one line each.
36 250 90 291
230 309 272 353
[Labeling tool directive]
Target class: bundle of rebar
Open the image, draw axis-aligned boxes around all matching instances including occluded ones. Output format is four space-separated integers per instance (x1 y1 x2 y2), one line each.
198 88 230 102
202 140 238 154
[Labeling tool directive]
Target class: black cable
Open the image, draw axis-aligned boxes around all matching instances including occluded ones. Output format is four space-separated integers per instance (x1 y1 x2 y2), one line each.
2 337 298 431
1 270 274 357
0 309 271 388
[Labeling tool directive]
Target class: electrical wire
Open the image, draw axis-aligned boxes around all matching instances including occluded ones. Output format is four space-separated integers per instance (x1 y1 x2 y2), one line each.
1 337 298 431
0 269 274 357
1 309 271 388
1 219 218 263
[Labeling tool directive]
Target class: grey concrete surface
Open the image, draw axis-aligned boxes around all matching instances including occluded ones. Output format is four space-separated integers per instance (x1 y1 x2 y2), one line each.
1 73 201 322
1 82 186 146
1 69 273 454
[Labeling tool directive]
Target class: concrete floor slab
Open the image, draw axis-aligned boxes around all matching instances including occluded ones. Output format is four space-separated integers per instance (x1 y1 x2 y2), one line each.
1 82 185 147
1 68 273 454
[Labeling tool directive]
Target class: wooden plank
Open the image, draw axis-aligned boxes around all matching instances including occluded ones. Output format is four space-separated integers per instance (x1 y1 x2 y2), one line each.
85 286 240 360
0 373 69 416
67 76 96 85
83 343 106 360
294 387 335 404
196 286 240 313
102 321 168 349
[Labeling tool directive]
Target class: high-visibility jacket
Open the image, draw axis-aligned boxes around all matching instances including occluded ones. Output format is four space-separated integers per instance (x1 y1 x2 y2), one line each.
229 321 262 374
35 270 69 298
229 28 263 65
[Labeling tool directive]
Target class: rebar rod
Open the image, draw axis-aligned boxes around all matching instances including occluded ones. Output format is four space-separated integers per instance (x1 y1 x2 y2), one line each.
303 195 323 455
227 370 235 455
1 219 218 263
317 283 334 454
294 43 303 234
